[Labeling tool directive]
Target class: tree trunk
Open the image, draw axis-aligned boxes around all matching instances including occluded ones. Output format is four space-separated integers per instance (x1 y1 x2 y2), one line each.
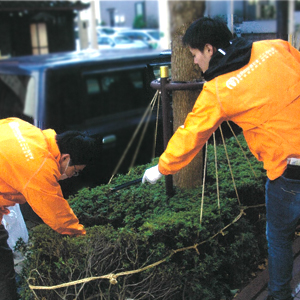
168 0 206 188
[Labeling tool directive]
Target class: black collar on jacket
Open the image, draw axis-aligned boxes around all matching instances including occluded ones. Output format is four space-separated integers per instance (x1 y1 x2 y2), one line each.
203 37 253 81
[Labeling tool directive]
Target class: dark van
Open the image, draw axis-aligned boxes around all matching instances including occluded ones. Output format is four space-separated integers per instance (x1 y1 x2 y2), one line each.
0 48 171 196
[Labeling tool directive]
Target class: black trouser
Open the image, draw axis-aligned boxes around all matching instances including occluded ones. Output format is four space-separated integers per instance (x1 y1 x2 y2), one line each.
0 224 18 300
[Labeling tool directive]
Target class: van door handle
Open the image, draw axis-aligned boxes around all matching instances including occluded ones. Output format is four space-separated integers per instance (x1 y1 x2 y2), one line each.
102 135 116 144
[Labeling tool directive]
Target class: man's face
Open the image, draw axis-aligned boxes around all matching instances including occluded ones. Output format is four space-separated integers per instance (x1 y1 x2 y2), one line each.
68 164 86 178
189 44 214 73
59 154 86 180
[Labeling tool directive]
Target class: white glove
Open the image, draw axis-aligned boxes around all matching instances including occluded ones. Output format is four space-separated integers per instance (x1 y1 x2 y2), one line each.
142 165 163 184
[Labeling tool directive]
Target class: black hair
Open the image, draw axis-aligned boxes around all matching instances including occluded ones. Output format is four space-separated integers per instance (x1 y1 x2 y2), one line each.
56 131 96 165
182 17 233 51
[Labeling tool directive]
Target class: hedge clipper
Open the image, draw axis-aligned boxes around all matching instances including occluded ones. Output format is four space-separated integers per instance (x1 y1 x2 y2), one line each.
110 178 142 192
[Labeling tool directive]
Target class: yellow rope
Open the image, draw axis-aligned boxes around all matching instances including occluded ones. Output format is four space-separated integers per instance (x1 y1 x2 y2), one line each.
152 92 161 160
129 96 156 170
108 91 159 183
219 125 241 206
200 141 208 225
226 121 257 178
213 132 220 210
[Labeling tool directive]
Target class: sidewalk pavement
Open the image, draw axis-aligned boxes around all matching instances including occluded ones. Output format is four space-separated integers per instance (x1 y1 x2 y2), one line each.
234 236 300 300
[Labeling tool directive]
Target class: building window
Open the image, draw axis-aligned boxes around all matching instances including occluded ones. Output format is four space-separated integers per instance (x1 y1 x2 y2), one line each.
30 23 49 55
134 2 146 28
135 2 145 17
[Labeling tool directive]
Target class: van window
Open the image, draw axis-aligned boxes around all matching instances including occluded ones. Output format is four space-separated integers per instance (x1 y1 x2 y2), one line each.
86 78 100 94
84 69 147 120
0 74 35 122
45 67 151 129
45 68 86 130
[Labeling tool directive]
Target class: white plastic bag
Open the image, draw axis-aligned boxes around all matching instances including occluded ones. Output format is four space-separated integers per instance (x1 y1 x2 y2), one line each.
2 204 29 250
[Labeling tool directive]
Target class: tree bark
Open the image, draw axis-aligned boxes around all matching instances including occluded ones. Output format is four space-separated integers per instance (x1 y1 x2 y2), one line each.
168 0 206 188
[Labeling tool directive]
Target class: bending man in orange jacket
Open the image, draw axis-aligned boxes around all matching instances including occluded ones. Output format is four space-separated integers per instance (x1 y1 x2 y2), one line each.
143 17 300 300
0 117 96 300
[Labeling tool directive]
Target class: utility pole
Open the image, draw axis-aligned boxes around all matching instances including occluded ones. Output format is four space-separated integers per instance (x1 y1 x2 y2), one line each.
88 1 98 49
276 0 288 41
227 0 234 34
158 0 171 50
288 0 295 45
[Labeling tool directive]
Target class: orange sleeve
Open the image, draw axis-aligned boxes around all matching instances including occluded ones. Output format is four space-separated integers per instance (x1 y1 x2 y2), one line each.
158 84 226 175
22 159 86 236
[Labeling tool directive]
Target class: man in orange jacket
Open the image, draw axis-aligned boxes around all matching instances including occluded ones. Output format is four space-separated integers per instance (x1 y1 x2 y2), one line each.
0 117 96 300
143 17 300 300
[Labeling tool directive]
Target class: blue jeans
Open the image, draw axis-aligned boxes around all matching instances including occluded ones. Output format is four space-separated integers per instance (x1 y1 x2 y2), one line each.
266 174 300 299
0 224 18 300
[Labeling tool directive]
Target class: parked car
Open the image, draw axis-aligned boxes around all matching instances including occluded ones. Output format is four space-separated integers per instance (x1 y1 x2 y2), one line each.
96 26 116 36
0 48 171 197
97 35 149 50
118 29 161 49
96 26 131 37
144 29 162 41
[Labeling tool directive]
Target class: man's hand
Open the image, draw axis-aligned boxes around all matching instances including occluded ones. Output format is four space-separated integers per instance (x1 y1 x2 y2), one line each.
142 165 163 184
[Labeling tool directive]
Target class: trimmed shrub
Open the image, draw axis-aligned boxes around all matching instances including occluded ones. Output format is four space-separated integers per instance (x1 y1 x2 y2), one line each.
19 135 267 300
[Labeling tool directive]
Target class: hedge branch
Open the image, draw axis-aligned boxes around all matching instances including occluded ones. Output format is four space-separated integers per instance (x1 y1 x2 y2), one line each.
28 204 264 291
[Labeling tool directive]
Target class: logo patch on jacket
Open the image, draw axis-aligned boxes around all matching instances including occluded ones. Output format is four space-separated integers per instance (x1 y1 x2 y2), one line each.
9 122 34 161
226 47 278 90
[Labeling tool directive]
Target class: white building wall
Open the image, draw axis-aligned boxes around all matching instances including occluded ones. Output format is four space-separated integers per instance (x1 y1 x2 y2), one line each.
240 20 276 34
99 0 159 28
158 0 170 50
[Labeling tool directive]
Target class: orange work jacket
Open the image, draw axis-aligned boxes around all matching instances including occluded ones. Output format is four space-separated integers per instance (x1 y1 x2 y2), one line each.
159 40 300 180
0 118 85 235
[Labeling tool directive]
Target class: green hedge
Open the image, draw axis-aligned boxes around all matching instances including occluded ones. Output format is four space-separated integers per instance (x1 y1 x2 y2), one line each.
19 135 267 300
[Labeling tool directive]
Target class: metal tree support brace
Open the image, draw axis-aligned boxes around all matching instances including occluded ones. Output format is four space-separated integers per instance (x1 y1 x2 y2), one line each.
150 69 204 196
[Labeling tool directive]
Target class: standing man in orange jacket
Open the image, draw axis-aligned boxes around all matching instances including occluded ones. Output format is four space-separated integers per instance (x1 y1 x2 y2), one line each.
0 117 96 300
143 17 300 300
